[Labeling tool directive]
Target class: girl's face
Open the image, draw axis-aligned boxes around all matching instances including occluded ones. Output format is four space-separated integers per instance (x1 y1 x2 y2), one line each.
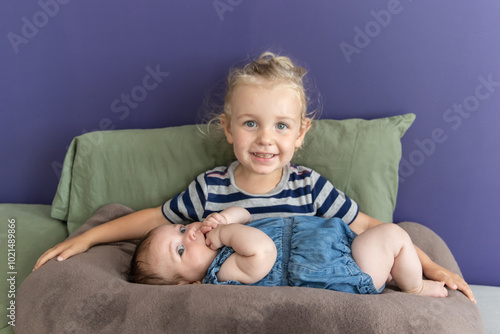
223 83 310 186
148 222 218 284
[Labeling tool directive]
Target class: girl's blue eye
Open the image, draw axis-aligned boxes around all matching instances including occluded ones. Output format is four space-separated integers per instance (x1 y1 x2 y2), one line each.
245 121 257 128
276 123 288 130
180 227 186 233
177 245 185 256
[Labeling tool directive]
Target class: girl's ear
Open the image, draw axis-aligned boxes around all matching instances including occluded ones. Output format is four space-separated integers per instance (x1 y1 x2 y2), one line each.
220 114 234 144
295 117 311 149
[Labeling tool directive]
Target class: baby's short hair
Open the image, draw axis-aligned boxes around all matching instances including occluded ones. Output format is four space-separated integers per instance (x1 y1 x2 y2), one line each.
128 227 182 285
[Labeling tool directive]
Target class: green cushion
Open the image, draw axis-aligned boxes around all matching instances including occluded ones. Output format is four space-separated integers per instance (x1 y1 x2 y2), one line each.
0 204 68 330
51 114 415 233
0 325 14 334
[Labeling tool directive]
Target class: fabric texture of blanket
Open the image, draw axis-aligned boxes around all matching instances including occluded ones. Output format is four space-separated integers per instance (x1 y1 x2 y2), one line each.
16 204 484 334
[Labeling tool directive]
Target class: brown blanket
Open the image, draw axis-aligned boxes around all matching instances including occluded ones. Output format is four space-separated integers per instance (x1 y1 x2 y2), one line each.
16 204 484 333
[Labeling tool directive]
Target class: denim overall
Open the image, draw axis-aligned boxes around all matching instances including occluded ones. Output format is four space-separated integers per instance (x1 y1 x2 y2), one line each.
202 216 382 294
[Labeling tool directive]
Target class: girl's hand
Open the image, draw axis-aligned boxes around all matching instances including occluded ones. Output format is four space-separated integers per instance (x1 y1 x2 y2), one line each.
201 213 228 234
33 234 93 271
423 262 476 303
205 226 224 250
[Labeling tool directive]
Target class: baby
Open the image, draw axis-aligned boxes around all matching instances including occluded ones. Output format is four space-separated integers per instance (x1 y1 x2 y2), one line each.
129 207 449 297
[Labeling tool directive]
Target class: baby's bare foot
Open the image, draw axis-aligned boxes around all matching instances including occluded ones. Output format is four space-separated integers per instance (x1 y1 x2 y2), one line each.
405 280 448 298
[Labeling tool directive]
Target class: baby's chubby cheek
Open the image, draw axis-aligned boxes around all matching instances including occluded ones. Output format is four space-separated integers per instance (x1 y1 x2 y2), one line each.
205 235 212 248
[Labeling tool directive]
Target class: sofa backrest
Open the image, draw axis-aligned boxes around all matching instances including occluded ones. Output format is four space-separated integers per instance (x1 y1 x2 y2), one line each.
51 114 415 233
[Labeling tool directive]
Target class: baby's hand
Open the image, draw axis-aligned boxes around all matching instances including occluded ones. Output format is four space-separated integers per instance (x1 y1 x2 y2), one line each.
201 212 228 234
205 226 224 250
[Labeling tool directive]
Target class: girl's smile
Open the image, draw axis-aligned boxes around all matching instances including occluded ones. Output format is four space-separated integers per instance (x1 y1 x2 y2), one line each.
222 82 310 193
251 152 279 165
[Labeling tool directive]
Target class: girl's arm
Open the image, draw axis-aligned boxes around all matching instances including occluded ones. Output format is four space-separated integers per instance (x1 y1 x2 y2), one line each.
349 211 476 302
201 206 252 233
33 206 168 270
205 224 277 284
415 246 476 303
348 211 382 235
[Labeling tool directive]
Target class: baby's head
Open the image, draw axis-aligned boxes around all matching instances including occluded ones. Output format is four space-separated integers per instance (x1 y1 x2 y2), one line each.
129 222 218 285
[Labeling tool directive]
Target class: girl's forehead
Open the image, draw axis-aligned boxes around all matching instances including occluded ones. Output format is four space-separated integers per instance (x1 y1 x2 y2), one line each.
231 84 302 115
233 81 297 95
233 83 300 104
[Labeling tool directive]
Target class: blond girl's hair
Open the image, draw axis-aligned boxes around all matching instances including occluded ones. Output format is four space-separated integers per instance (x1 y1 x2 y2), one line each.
204 52 318 131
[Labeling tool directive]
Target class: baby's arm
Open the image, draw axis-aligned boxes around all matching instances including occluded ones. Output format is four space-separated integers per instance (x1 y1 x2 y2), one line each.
34 206 168 270
201 206 252 233
205 224 276 284
349 212 476 302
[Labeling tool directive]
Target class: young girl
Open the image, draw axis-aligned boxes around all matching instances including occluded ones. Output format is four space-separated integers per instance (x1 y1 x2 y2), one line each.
130 206 448 298
33 52 475 303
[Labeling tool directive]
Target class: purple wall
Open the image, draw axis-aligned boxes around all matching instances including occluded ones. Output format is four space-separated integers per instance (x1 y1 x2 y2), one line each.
1 1 499 286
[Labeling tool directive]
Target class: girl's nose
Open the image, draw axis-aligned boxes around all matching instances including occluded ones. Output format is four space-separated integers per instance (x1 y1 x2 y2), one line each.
257 127 273 145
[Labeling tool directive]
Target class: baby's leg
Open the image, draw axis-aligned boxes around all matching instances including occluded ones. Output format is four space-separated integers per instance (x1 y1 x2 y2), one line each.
351 224 448 297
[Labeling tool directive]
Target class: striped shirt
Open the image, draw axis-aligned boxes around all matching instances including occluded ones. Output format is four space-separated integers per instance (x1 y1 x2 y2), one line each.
162 161 359 224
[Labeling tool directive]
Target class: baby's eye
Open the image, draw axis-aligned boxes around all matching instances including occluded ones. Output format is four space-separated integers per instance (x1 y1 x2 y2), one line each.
244 120 257 128
276 123 288 130
180 227 186 234
177 245 185 256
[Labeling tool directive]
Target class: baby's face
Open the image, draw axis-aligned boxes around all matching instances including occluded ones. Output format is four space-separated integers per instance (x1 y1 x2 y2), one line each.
148 222 218 284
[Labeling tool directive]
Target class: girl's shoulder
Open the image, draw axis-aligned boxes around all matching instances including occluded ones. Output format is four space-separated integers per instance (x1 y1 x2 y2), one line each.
288 163 320 177
286 164 323 186
201 162 238 189
204 161 237 178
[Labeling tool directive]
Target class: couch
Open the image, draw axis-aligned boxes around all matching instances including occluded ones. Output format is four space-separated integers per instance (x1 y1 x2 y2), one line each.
1 114 497 333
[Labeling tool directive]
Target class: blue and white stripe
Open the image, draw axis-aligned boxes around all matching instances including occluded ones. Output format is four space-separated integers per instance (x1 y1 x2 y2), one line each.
162 162 358 224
